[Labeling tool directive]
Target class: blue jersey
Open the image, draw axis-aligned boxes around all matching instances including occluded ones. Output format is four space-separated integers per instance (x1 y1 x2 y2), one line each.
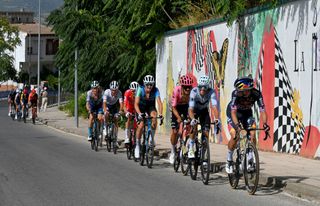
136 86 160 107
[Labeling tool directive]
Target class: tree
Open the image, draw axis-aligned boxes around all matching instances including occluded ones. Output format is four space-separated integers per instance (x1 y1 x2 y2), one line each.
0 17 21 81
47 0 277 92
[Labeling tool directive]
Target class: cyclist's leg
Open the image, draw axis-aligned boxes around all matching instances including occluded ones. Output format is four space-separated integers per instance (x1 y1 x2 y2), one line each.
125 111 133 143
135 107 145 158
87 105 95 140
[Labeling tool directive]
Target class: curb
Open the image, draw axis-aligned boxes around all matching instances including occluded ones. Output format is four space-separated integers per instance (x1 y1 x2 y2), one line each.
36 116 320 204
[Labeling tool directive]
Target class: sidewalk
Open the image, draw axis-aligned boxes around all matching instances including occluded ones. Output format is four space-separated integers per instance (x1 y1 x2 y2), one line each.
37 107 320 204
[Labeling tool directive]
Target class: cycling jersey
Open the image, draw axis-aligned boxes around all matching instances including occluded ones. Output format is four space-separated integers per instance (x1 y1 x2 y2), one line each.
86 89 103 113
103 89 123 106
29 93 38 106
21 90 29 105
136 86 160 107
189 87 218 110
226 88 265 129
171 85 189 107
8 90 16 101
15 93 21 105
124 89 135 113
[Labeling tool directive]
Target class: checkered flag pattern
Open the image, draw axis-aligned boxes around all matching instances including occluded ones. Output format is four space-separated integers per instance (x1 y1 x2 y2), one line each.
195 28 204 72
273 30 305 154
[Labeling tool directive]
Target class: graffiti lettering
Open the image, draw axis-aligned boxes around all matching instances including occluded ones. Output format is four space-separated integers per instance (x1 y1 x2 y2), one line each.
294 40 298 72
300 52 305 71
312 33 318 71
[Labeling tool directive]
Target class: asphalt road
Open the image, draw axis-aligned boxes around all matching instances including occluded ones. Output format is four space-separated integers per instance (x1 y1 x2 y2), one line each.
0 104 317 206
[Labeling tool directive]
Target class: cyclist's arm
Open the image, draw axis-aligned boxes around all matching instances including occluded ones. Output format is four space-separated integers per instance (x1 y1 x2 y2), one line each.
134 87 142 114
210 89 219 120
255 89 268 125
103 90 108 113
156 96 163 116
118 92 124 112
188 88 196 120
171 87 181 120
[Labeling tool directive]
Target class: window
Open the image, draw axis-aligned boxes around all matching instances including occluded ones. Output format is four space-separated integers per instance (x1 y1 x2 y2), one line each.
46 39 59 55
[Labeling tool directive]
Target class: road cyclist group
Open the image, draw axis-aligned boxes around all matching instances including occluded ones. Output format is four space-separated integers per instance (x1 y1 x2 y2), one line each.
85 73 270 194
7 85 41 124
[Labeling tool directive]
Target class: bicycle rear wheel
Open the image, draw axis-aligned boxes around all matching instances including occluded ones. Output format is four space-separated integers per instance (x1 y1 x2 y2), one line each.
126 131 134 160
244 142 260 195
228 149 241 189
93 122 99 152
106 125 112 152
140 143 145 166
200 137 210 185
112 126 117 154
146 132 154 168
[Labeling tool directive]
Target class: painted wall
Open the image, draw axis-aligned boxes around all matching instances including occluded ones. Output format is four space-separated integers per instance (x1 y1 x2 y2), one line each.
156 0 320 158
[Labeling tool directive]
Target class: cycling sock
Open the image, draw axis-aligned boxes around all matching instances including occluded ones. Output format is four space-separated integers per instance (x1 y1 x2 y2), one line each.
227 149 234 162
125 128 129 139
171 144 176 154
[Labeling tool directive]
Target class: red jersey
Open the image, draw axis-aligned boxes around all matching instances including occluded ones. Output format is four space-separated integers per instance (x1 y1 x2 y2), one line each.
124 89 135 113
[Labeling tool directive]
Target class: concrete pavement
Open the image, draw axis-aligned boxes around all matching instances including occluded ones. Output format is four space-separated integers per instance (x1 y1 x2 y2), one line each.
37 107 320 204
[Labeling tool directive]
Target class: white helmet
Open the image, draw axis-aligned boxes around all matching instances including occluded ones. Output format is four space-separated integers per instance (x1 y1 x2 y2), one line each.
129 81 139 91
91 80 99 88
109 81 119 90
143 75 155 85
198 75 210 87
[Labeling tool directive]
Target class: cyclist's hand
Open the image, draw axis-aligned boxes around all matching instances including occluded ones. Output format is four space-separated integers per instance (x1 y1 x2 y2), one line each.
263 123 270 132
236 123 243 132
119 110 124 116
137 113 144 121
159 114 164 125
191 118 198 126
125 112 131 118
214 119 221 134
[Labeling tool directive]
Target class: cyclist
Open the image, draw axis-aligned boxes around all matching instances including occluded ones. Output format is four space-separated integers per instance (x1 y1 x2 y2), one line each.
28 88 38 120
225 76 269 174
124 81 139 144
7 88 16 116
20 85 30 119
188 75 220 158
134 75 163 159
103 80 124 141
14 88 21 120
169 74 193 164
86 81 104 141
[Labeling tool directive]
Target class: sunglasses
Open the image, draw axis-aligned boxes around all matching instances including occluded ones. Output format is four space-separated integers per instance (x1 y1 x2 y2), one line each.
198 86 208 91
182 86 192 90
146 83 154 87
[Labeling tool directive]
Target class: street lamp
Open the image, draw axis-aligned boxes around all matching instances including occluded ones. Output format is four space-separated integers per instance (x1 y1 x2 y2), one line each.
37 0 41 96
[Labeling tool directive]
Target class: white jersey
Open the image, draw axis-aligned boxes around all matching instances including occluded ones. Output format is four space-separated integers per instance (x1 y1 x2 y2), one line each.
103 89 123 105
189 87 218 110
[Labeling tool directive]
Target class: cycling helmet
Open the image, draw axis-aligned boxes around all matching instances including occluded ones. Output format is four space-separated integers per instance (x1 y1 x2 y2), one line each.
180 75 193 86
91 80 99 88
143 75 155 85
109 80 119 90
129 81 139 91
234 77 254 91
198 75 210 87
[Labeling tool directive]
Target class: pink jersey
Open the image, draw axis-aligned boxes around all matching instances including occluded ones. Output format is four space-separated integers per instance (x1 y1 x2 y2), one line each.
171 85 189 107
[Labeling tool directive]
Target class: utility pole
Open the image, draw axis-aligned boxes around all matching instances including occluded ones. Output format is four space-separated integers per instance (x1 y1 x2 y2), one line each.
74 3 79 128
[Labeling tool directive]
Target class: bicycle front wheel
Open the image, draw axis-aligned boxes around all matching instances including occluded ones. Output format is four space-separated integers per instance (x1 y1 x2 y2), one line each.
106 125 112 152
146 132 154 169
243 142 260 195
200 138 210 185
112 125 117 154
228 149 241 189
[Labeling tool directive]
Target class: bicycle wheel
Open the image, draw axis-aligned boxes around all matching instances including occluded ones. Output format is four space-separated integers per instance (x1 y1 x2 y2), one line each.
112 126 117 154
243 142 260 195
140 143 146 166
23 109 26 123
200 137 210 185
173 147 180 172
106 125 112 152
146 132 154 168
94 122 99 152
189 158 198 180
180 140 189 175
126 130 133 160
228 149 241 189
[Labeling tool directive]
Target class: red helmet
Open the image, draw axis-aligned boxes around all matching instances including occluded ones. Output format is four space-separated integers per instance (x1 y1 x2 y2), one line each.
180 75 193 86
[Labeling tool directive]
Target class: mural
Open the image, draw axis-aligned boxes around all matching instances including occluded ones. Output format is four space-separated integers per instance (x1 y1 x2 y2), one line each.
156 0 320 158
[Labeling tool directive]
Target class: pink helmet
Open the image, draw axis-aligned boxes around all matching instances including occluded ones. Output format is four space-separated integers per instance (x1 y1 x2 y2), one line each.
180 75 193 86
